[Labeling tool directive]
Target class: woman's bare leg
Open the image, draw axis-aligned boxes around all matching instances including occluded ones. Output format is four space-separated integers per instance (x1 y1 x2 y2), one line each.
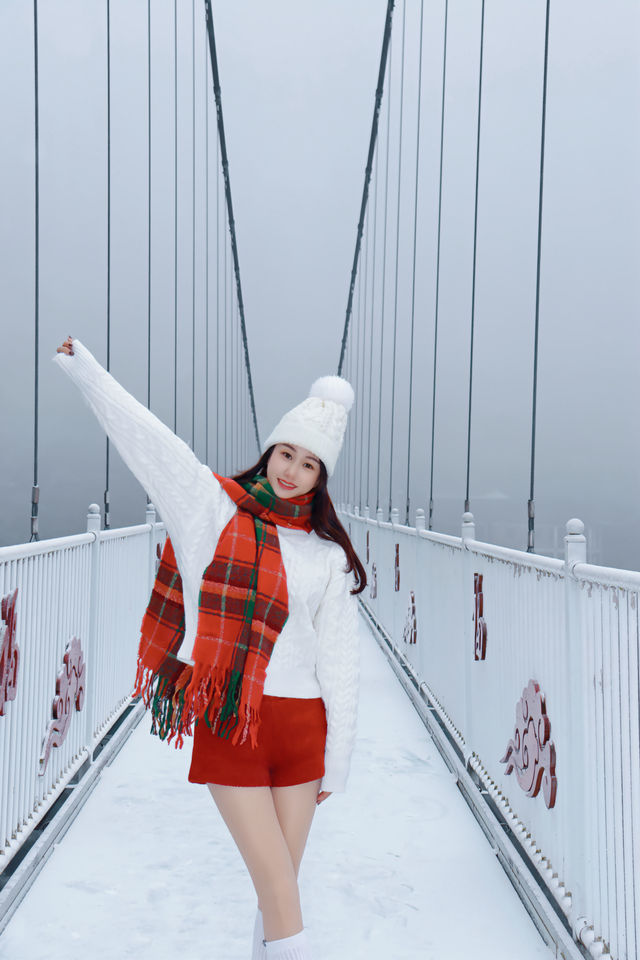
271 779 321 877
207 783 303 941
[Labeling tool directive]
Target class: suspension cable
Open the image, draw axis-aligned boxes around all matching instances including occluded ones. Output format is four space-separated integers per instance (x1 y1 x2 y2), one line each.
359 212 369 506
388 0 407 518
231 264 236 470
528 0 552 553
30 0 40 542
366 144 379 510
144 0 152 507
337 0 395 375
353 262 362 508
204 0 260 450
173 0 178 433
405 0 425 524
216 128 220 469
464 0 486 514
191 0 196 451
103 0 114 529
376 37 393 513
223 232 228 471
428 0 449 530
205 25 210 465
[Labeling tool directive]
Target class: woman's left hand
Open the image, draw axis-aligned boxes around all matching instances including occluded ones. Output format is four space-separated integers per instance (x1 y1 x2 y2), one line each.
316 790 332 805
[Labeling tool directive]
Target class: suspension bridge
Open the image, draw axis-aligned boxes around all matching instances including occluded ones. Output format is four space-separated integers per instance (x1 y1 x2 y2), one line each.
1 2 638 959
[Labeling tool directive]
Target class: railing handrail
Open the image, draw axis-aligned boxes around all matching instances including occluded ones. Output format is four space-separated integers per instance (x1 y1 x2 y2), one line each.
99 523 153 542
463 538 565 574
340 503 640 586
569 560 640 589
0 532 95 562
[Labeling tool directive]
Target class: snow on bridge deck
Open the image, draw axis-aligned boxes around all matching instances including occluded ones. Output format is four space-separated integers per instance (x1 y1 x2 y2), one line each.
0 617 550 960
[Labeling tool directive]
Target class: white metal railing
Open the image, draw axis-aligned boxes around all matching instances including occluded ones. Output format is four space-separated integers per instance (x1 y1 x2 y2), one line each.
0 504 166 869
340 504 640 960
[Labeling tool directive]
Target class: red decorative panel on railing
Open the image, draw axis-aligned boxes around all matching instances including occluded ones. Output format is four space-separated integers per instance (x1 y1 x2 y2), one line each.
0 589 19 716
403 591 417 645
39 636 86 775
394 544 400 592
473 573 487 660
370 562 377 600
500 679 557 809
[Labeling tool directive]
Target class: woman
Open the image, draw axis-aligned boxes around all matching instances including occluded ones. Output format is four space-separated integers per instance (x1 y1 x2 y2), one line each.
54 336 364 960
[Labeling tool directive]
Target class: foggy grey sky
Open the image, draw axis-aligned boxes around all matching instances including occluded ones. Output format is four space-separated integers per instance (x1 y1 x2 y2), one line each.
1 0 639 568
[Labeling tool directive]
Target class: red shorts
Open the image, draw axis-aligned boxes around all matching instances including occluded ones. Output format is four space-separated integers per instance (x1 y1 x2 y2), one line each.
188 695 327 788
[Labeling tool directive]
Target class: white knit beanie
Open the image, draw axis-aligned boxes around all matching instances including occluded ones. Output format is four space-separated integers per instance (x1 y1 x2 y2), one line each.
262 375 355 477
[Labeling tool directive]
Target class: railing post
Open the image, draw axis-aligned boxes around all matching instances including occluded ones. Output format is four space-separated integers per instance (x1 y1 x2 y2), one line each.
146 502 157 593
415 508 426 531
84 504 101 759
461 512 476 763
564 518 589 938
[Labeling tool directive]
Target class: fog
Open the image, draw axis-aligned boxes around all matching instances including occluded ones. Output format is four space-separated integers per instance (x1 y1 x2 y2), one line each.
1 0 639 569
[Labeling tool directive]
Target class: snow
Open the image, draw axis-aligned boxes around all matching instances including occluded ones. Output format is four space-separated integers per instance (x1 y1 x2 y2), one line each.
0 617 550 959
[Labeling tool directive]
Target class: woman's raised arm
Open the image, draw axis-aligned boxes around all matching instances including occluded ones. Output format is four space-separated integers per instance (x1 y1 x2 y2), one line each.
53 336 225 570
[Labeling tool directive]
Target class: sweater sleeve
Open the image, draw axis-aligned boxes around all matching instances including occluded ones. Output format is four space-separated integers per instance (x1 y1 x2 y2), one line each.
51 339 229 589
314 548 360 793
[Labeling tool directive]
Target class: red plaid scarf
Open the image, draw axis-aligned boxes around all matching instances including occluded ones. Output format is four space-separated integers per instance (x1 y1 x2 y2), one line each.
133 473 313 748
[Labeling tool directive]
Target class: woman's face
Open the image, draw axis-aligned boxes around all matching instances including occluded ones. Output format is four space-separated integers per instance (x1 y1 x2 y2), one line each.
266 443 322 498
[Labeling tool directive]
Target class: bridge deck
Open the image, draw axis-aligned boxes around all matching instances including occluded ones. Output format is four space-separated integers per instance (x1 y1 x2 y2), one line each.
0 619 549 960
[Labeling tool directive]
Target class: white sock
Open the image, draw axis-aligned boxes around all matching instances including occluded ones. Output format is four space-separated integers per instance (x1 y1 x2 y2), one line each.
252 908 266 960
264 928 311 959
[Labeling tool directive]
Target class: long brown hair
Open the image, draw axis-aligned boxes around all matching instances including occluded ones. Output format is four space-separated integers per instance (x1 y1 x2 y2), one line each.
233 447 367 596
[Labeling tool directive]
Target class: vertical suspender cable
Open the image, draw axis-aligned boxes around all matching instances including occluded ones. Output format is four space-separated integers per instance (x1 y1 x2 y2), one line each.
376 39 393 512
204 0 260 451
228 242 231 466
173 0 178 433
30 0 40 542
362 213 370 505
216 130 220 469
223 233 228 471
366 145 379 510
361 211 370 506
236 297 240 469
191 0 196 451
464 0 486 514
405 0 425 524
428 0 449 530
352 335 357 508
354 257 362 508
229 270 237 473
145 0 153 509
359 218 369 506
337 0 395 375
104 0 114 529
388 0 407 519
146 0 151 408
528 0 551 553
228 241 232 466
205 27 210 465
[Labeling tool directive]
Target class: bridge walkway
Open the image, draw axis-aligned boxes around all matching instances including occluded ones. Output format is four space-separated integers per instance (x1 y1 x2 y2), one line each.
0 617 549 960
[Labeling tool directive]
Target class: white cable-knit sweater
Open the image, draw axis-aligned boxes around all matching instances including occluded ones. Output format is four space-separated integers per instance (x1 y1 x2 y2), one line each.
52 340 359 793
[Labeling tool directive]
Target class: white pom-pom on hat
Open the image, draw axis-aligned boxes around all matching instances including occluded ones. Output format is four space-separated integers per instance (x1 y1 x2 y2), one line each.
262 373 355 478
308 375 355 413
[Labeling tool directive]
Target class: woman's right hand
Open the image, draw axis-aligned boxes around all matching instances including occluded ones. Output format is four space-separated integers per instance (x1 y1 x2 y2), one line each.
56 336 74 356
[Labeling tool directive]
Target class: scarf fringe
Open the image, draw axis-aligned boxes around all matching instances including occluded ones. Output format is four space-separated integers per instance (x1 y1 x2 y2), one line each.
132 655 262 751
